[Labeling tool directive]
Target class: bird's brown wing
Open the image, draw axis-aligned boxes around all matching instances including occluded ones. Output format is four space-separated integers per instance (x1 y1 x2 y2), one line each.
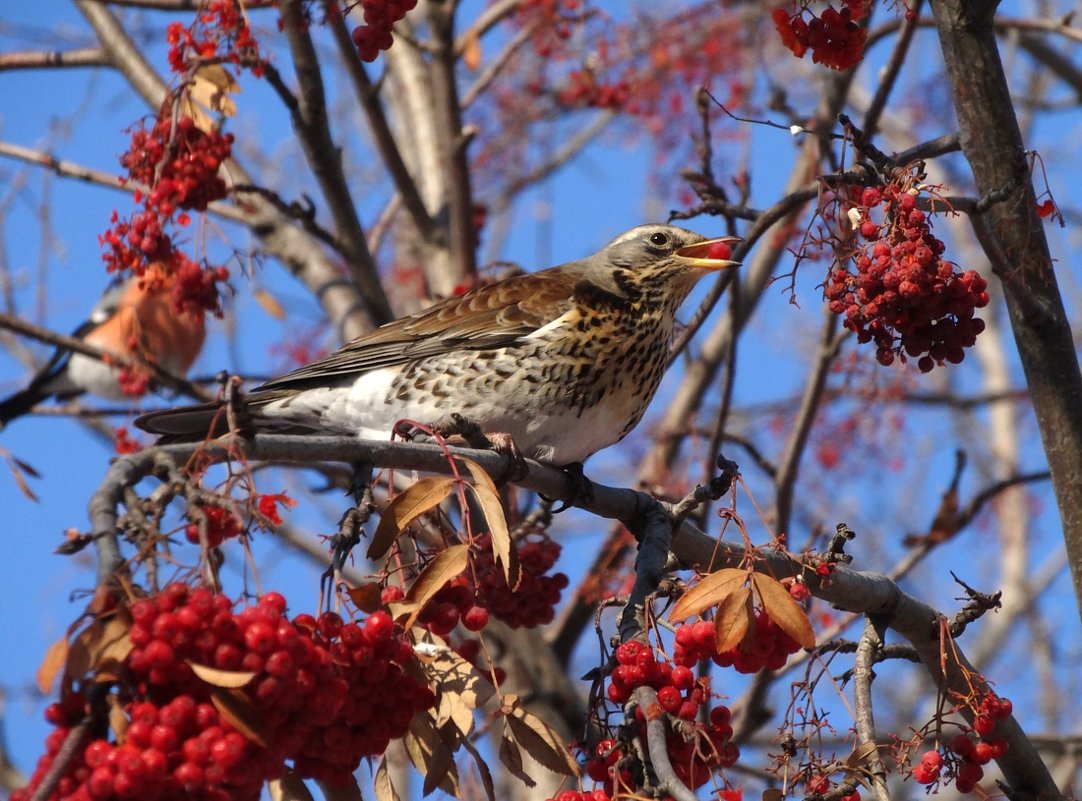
255 265 581 392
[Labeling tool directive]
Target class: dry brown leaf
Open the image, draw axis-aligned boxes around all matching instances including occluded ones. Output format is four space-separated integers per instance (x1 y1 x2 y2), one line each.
713 585 752 652
462 30 482 71
460 458 519 590
458 735 496 801
414 644 493 734
107 693 128 742
190 64 239 117
253 288 287 320
403 712 459 797
346 582 384 613
374 757 402 801
189 661 257 688
498 733 534 787
5 451 40 502
269 770 316 801
316 776 365 801
178 94 215 134
210 687 272 748
369 476 455 560
403 544 470 630
502 696 579 777
670 568 748 622
751 573 816 649
37 636 69 695
762 789 785 801
66 615 133 681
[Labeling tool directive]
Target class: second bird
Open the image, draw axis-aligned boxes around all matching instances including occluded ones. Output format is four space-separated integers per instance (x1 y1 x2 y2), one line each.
137 224 739 465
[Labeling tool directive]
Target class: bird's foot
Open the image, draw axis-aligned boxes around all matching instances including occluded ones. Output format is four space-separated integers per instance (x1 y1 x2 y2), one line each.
328 461 375 573
543 461 594 513
430 413 529 483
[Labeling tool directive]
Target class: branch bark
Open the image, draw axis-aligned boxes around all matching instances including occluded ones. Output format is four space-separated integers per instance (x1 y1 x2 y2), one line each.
930 0 1082 623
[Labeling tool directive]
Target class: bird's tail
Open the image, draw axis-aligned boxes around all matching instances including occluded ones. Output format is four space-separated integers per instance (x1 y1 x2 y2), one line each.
0 387 50 429
134 402 230 442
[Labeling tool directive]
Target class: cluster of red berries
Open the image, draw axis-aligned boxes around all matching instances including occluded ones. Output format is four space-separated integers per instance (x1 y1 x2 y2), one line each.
101 113 232 318
673 613 801 674
184 504 243 548
122 116 233 219
595 641 738 794
557 71 631 109
772 0 868 71
382 577 490 637
911 695 1013 793
167 0 265 76
517 0 576 58
17 585 433 801
349 0 419 62
826 185 989 372
471 534 569 628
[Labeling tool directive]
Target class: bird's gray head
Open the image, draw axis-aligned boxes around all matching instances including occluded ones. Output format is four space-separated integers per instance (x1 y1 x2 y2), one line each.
574 224 741 309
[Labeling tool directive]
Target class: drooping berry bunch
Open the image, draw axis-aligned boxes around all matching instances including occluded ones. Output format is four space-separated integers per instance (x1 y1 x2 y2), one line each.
591 641 738 795
557 70 631 110
911 694 1013 793
167 0 265 76
16 585 434 801
471 533 569 628
673 613 801 674
101 112 232 319
772 0 869 71
825 184 989 372
349 0 420 62
382 576 491 637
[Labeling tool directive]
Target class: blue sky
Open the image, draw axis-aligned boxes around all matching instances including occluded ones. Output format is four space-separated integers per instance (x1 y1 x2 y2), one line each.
2 0 1081 792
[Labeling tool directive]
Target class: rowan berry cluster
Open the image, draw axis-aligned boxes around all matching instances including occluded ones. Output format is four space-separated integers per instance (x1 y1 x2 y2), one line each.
101 113 232 319
673 613 800 674
471 534 569 628
772 0 868 71
557 71 631 109
349 0 419 62
16 585 434 801
825 185 989 372
591 641 738 794
911 694 1013 793
166 0 265 76
184 504 243 548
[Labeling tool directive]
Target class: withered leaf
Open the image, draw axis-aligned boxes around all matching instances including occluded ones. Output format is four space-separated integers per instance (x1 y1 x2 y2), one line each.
66 615 132 682
713 585 752 652
316 775 365 801
190 64 239 117
670 568 747 623
209 687 272 748
37 636 69 695
346 582 383 613
460 458 519 590
268 770 316 801
403 711 459 797
498 733 534 788
189 661 257 688
414 645 493 735
374 757 402 801
501 696 579 777
751 573 816 649
369 476 455 560
403 544 470 630
254 287 287 320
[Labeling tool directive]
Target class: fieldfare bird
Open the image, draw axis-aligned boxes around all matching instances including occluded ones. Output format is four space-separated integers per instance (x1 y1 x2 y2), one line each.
137 224 739 464
0 264 206 428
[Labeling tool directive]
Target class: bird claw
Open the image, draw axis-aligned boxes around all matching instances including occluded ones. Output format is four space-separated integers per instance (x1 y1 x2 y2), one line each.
543 461 594 513
429 413 529 484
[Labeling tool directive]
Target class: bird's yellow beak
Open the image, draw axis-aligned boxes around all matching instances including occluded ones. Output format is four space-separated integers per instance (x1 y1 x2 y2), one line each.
676 236 743 271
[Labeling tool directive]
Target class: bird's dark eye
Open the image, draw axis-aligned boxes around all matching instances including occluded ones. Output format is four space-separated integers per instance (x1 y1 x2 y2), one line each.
649 232 670 247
